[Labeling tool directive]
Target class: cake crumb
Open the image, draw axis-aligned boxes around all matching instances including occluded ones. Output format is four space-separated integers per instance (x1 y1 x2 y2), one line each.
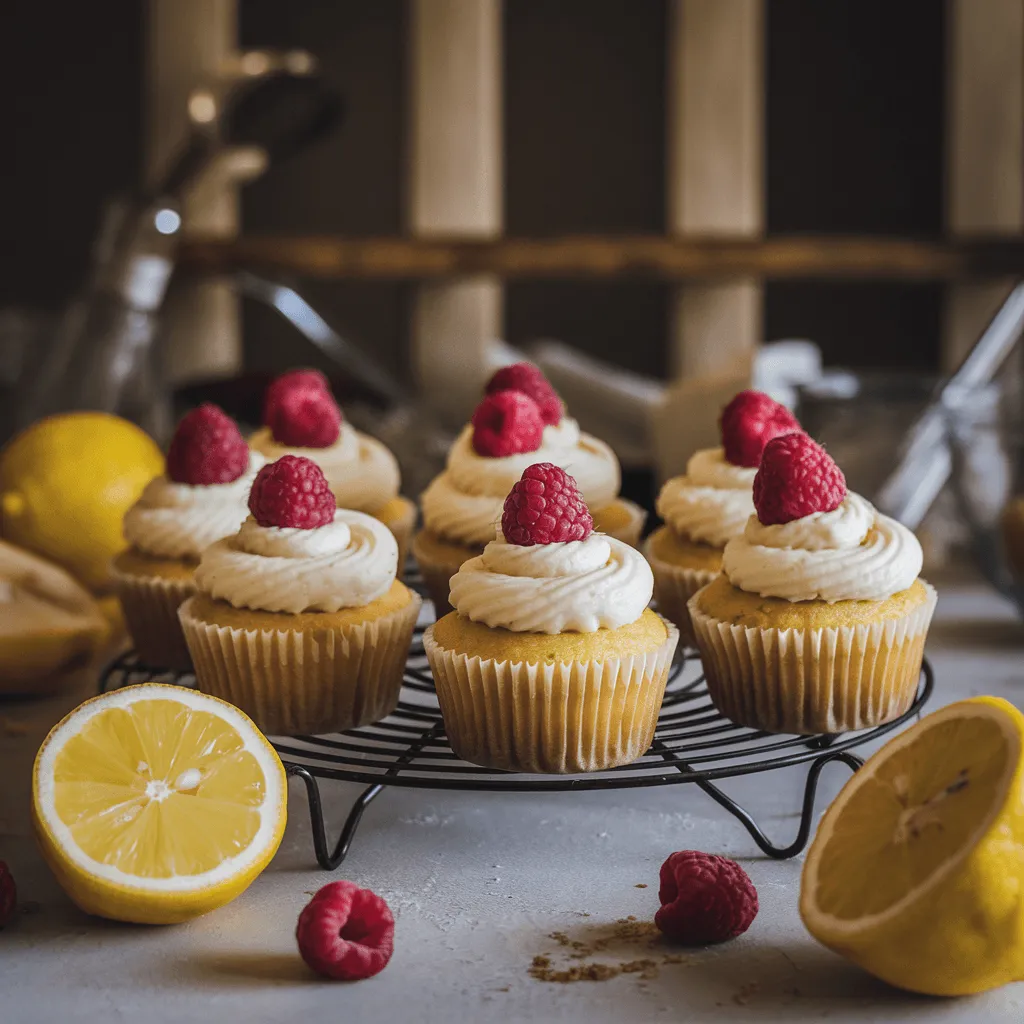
634 883 648 889
528 916 682 985
732 982 760 1005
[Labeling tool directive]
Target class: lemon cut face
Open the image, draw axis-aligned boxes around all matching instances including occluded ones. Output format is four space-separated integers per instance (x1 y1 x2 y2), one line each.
800 697 1024 996
33 684 287 923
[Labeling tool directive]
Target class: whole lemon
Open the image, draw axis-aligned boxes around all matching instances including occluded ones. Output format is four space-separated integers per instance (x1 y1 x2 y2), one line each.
0 413 163 592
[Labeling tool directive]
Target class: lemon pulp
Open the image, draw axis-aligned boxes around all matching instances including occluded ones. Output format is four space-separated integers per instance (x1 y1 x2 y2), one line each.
52 699 267 878
811 713 1012 923
33 684 286 923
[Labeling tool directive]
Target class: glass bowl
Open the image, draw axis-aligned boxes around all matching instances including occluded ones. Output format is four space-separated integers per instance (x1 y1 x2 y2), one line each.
945 387 1024 617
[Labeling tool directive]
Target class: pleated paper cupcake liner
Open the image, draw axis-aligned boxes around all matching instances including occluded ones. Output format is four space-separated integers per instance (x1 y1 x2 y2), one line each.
688 581 937 735
644 540 719 648
109 568 196 672
424 618 679 773
178 591 422 736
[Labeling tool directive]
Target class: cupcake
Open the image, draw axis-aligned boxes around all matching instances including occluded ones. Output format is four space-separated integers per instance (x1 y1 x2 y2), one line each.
110 404 263 670
414 363 646 615
179 455 421 736
424 463 678 773
689 434 937 735
646 390 801 645
249 369 416 572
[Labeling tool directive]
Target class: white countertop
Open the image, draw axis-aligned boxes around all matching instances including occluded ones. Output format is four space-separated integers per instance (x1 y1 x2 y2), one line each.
2 579 1022 1023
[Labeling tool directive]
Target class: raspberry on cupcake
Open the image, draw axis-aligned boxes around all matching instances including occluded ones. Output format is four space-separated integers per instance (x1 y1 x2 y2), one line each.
413 365 647 616
646 390 803 645
689 435 936 734
249 369 416 573
179 456 421 736
112 404 265 670
424 463 678 773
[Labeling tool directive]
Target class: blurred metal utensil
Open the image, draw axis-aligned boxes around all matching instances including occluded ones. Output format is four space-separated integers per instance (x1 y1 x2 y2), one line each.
875 282 1024 528
17 52 341 441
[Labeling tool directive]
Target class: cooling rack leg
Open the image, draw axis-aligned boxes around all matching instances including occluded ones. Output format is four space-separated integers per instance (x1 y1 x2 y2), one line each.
693 751 864 860
287 766 384 871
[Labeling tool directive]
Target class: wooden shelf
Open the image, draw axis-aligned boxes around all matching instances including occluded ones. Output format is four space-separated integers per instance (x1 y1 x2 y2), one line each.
179 234 1024 283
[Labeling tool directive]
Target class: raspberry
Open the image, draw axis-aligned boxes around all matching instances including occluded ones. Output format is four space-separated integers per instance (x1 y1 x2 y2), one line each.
296 880 395 981
269 387 342 449
0 861 15 928
248 455 336 529
166 403 250 485
720 390 802 468
655 851 758 945
262 368 331 426
471 391 544 458
753 433 847 525
501 463 593 545
485 362 564 426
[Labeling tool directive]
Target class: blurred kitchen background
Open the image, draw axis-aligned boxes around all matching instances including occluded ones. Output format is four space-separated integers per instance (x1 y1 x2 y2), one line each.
2 0 1023 594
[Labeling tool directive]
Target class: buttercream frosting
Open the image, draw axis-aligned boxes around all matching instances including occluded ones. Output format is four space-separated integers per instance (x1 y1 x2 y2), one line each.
249 423 400 515
194 509 398 613
722 492 922 603
421 419 621 547
123 453 266 560
448 528 652 633
656 448 756 548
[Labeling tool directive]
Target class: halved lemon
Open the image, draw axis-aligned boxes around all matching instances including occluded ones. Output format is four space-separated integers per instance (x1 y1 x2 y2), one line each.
32 684 287 924
800 696 1024 996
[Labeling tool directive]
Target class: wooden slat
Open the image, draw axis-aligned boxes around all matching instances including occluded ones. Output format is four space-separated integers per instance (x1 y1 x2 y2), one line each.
407 0 502 428
147 0 241 384
943 0 1024 369
666 0 764 379
180 234 1024 282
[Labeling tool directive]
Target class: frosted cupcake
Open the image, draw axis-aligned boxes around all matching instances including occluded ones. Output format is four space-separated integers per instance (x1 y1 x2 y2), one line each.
646 390 801 644
414 363 646 615
111 404 263 670
249 370 416 571
424 463 678 773
179 455 421 736
689 434 936 735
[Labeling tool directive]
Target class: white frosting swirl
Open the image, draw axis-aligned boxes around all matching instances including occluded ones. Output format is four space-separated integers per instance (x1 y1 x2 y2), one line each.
122 453 266 560
250 423 400 514
722 493 922 603
656 448 756 548
421 419 621 546
194 510 398 613
449 530 652 633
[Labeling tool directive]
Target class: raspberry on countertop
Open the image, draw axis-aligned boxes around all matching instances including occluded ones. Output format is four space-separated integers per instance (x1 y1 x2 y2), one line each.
296 880 395 981
655 850 758 945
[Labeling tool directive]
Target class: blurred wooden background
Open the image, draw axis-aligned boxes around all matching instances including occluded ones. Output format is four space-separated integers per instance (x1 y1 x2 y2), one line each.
3 0 1020 395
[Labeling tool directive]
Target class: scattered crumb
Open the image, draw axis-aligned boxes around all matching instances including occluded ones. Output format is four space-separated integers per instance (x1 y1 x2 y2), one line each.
634 883 648 889
732 981 760 1005
0 717 28 737
495 986 510 993
529 917 682 985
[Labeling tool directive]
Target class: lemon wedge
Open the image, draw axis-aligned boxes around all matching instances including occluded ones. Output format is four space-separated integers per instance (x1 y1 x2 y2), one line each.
800 696 1024 996
32 684 287 924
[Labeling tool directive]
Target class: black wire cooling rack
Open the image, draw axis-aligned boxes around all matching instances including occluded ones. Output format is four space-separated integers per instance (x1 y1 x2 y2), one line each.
99 570 934 871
